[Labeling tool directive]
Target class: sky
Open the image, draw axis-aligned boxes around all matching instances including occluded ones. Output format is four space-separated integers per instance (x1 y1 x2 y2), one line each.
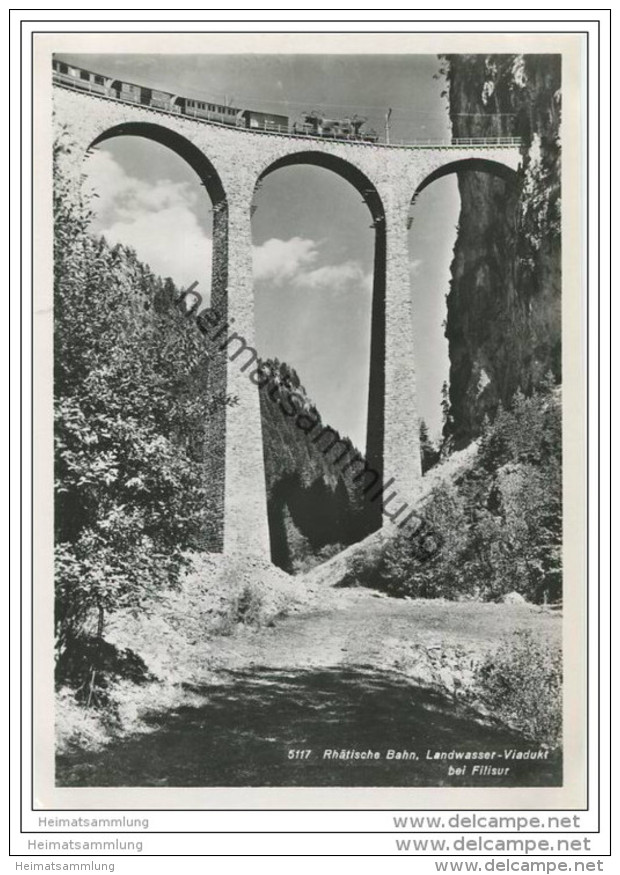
62 52 459 449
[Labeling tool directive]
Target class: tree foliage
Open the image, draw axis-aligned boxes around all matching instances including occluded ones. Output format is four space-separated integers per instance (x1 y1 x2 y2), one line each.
54 133 221 671
381 379 562 603
419 418 441 473
475 630 562 746
258 357 374 571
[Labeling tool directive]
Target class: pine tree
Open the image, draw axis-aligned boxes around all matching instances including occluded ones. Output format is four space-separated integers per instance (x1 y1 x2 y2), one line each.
440 381 451 429
419 418 440 473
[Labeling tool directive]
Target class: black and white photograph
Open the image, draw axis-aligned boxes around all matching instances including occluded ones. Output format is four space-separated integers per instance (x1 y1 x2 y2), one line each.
30 30 587 808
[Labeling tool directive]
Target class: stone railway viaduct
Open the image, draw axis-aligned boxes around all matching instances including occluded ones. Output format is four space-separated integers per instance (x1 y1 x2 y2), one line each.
53 84 522 563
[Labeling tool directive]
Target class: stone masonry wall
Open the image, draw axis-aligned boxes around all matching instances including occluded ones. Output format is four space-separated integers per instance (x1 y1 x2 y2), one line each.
53 85 522 561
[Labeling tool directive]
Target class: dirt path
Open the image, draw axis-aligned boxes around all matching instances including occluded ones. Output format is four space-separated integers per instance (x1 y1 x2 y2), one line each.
57 590 562 788
205 588 561 678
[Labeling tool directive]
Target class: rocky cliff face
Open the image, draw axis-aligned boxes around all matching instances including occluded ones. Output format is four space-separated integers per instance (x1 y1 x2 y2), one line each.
443 54 561 446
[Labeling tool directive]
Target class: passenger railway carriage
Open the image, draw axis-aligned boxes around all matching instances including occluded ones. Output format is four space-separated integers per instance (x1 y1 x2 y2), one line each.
52 59 378 142
52 60 111 95
52 59 521 148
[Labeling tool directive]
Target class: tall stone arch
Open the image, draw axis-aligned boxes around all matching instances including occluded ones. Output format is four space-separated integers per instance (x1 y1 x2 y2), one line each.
255 151 387 537
412 156 519 199
409 157 521 448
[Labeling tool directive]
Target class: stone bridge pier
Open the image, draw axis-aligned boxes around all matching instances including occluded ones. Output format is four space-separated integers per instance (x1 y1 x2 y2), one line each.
53 85 522 563
215 180 272 558
379 186 423 520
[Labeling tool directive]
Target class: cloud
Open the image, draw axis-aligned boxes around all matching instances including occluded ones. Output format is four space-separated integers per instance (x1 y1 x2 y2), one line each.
252 237 319 283
296 260 370 291
409 258 423 276
101 208 213 294
84 152 372 301
84 149 212 294
83 150 129 217
85 149 199 219
253 237 372 295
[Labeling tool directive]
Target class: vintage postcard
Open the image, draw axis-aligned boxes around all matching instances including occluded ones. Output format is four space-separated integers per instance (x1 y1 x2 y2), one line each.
31 30 587 810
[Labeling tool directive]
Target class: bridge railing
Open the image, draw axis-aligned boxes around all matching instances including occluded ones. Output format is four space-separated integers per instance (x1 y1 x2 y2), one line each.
382 136 522 147
52 76 522 149
451 136 521 146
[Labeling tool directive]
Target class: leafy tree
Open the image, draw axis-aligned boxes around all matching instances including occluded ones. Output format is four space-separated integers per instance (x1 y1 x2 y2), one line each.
382 483 470 598
476 630 562 746
53 133 225 685
380 379 562 603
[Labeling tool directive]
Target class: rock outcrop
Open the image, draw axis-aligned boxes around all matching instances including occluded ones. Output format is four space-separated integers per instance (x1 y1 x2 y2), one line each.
443 54 561 446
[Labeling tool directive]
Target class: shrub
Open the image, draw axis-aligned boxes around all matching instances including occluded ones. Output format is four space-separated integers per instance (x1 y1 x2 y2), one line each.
474 630 562 747
337 549 378 589
56 686 112 754
56 679 210 755
55 635 151 707
225 584 267 629
376 380 562 603
381 484 475 599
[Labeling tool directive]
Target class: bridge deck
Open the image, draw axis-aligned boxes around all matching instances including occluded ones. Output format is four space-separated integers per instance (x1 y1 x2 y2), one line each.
53 81 521 152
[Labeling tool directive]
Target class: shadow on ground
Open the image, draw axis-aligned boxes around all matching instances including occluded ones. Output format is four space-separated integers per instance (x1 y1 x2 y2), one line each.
56 667 561 787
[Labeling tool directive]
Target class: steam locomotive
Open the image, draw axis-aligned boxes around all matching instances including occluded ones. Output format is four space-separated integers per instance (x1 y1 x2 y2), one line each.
52 59 379 143
292 111 378 142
